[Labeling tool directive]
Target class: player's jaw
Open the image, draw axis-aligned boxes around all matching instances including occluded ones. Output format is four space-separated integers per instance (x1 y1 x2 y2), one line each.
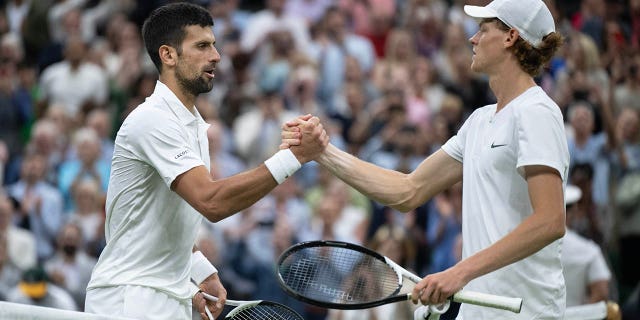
175 62 215 97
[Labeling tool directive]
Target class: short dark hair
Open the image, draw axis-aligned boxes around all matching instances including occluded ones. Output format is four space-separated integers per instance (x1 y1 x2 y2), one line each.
142 2 213 72
486 18 563 77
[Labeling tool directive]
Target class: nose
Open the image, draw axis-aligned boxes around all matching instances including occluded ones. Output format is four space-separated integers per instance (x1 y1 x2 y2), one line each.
469 32 479 45
210 45 221 63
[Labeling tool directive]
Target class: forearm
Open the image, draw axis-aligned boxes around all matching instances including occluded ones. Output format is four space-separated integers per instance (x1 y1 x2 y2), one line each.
588 281 609 303
456 210 565 284
201 165 279 221
316 145 461 212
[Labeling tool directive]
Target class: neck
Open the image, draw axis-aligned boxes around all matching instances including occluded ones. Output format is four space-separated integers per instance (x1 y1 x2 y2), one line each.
159 75 197 112
488 64 536 112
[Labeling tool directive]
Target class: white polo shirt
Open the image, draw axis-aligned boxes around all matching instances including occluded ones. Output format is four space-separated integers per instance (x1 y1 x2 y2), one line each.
442 86 569 319
87 81 210 300
562 229 611 307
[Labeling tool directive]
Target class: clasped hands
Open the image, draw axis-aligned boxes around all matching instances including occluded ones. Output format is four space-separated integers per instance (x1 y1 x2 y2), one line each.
280 114 329 163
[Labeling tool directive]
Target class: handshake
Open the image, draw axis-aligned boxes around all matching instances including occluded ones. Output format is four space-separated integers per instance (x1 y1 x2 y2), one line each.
279 114 329 165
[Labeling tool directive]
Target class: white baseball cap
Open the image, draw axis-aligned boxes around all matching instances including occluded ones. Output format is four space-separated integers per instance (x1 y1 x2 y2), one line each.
464 0 555 48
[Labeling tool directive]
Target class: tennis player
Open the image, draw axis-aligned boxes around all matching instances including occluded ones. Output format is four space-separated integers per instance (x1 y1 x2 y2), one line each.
284 0 568 318
85 3 328 320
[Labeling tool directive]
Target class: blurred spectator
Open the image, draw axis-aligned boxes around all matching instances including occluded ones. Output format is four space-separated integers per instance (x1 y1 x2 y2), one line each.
240 0 311 55
310 5 376 111
284 0 333 26
405 55 446 129
568 163 604 246
206 119 245 179
85 108 115 165
57 127 110 211
65 178 104 257
615 166 640 300
371 28 414 93
433 21 469 86
0 189 36 271
209 0 249 50
0 140 7 185
6 266 77 311
0 46 30 161
6 0 50 66
306 178 369 244
7 152 64 262
48 0 134 44
611 52 640 113
44 222 96 310
403 0 446 58
563 184 612 307
427 182 462 274
304 166 371 214
232 90 298 166
37 35 108 120
0 234 21 300
554 32 609 111
566 101 612 215
5 119 65 186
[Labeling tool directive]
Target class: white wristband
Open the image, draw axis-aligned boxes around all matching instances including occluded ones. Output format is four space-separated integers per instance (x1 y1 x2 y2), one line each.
264 149 302 184
191 251 217 285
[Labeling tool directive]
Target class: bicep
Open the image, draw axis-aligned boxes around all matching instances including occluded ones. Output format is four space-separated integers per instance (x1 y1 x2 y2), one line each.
172 165 215 215
408 149 463 206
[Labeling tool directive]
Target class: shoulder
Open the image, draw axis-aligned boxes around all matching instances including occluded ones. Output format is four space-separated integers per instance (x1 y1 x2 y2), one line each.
120 100 178 136
40 62 66 80
513 87 562 119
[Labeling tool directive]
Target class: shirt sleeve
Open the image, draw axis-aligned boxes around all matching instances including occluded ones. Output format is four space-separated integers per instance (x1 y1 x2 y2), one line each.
441 110 475 163
515 102 569 180
588 248 612 282
128 110 206 187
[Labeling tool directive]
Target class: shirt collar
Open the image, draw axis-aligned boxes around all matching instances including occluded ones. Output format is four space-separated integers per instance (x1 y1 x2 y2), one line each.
152 80 208 127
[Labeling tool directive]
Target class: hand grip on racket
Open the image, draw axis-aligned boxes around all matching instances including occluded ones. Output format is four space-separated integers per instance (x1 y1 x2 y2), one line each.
276 240 523 313
202 292 304 320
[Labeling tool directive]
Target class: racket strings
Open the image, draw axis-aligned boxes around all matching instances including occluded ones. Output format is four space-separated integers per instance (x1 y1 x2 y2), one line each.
280 246 401 304
228 303 302 320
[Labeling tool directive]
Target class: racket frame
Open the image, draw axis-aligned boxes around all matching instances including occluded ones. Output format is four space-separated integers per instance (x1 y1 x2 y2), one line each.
202 292 304 320
277 240 522 313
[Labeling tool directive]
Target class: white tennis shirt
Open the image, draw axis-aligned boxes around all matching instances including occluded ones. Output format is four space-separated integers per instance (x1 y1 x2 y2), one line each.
442 86 569 319
87 81 210 300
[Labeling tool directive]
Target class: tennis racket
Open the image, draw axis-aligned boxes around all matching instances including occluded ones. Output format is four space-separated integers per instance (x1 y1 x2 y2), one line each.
201 292 304 320
277 240 522 313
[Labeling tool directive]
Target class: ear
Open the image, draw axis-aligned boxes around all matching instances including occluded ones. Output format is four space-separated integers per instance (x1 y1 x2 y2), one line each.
159 45 178 68
504 29 519 48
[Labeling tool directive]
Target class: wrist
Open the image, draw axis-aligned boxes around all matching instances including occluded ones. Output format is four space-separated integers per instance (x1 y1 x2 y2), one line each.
191 251 217 285
264 149 301 184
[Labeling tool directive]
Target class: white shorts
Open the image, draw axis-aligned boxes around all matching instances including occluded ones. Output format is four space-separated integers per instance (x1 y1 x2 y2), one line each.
85 285 191 320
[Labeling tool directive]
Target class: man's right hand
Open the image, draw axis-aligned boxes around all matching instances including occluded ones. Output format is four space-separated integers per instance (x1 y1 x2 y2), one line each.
283 115 328 164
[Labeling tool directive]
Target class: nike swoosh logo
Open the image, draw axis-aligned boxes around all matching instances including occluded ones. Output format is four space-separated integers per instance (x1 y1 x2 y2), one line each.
491 143 507 148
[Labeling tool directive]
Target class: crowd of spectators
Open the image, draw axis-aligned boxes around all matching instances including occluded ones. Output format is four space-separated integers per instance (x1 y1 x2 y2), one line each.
0 0 639 319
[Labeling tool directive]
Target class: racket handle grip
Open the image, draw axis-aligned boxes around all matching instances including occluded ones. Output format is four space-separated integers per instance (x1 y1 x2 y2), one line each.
452 291 523 313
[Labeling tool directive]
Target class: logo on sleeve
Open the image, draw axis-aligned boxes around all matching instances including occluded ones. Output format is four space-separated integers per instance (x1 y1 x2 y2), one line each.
174 150 190 159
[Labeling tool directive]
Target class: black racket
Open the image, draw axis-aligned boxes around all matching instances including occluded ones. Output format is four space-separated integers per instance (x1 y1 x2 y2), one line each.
202 292 303 320
277 240 522 313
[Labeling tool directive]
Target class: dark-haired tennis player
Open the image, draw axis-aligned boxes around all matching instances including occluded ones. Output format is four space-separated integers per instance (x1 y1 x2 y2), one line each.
85 3 328 320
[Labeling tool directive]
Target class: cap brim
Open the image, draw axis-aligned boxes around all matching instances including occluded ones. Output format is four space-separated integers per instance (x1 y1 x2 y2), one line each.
19 282 47 299
463 5 499 18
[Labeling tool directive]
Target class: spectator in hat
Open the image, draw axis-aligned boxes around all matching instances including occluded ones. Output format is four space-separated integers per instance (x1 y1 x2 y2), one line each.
562 184 612 306
6 266 77 311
